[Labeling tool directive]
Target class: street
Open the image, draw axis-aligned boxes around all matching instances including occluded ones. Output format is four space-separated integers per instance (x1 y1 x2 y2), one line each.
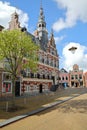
1 89 87 130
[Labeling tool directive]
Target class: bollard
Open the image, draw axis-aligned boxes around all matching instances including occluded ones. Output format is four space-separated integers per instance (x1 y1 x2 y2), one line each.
6 101 8 112
24 98 26 104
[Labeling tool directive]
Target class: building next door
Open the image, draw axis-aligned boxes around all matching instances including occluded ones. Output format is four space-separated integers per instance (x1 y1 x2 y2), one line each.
15 81 20 96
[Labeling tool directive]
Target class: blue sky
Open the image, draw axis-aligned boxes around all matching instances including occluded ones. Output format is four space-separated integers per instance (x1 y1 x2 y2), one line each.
0 0 87 71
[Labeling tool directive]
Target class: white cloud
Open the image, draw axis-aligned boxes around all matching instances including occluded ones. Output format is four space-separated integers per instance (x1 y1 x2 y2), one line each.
54 35 66 44
0 1 29 29
53 0 87 32
61 42 87 72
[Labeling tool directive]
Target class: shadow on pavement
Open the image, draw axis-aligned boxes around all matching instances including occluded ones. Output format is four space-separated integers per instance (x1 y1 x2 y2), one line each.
36 98 87 116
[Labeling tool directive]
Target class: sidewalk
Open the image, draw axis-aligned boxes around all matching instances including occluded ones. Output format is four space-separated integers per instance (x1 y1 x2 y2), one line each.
0 87 87 128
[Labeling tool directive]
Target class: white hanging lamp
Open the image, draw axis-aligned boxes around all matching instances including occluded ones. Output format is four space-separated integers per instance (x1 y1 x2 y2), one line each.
68 46 77 54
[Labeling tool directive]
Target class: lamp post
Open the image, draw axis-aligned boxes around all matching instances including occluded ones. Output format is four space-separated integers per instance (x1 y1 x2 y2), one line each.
68 46 77 88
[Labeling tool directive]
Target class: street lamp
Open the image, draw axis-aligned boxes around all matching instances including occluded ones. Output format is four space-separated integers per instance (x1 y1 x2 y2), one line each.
68 46 77 54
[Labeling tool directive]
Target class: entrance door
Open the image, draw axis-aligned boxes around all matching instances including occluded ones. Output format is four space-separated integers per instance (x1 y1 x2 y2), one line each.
52 76 55 84
39 84 42 93
15 81 20 96
76 82 78 87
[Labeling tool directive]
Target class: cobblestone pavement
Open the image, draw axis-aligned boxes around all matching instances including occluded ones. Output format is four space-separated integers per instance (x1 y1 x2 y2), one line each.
1 88 87 130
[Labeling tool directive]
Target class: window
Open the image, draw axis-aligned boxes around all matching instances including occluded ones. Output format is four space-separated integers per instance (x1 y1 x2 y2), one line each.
34 73 37 78
2 82 11 93
3 73 11 80
51 51 54 55
54 63 56 67
42 58 44 63
43 74 45 79
79 74 82 79
75 75 78 79
59 77 61 80
62 77 64 80
66 77 68 80
71 75 74 80
44 56 47 64
37 73 40 78
30 73 34 78
49 59 51 65
26 68 30 77
42 24 44 27
47 60 49 65
39 54 42 62
50 60 53 66
47 75 49 79
4 61 10 70
39 24 41 27
25 85 30 92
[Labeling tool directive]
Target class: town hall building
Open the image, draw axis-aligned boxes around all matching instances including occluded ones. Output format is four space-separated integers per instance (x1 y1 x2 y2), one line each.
0 5 59 97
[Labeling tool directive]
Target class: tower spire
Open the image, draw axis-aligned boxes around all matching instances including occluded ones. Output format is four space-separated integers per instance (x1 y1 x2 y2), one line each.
49 29 56 47
50 29 54 37
38 2 45 24
40 0 42 8
34 3 48 51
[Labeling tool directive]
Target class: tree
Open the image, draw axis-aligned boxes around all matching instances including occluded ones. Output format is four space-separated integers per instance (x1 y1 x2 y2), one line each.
0 29 39 106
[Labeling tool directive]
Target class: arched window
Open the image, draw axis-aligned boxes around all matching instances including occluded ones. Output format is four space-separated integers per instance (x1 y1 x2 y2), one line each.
42 24 44 27
39 24 41 27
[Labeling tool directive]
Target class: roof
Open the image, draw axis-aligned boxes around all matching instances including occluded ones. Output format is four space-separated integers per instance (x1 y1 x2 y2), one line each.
60 68 68 73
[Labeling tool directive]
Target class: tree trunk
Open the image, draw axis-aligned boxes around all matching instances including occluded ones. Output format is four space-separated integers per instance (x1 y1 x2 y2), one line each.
11 77 16 107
